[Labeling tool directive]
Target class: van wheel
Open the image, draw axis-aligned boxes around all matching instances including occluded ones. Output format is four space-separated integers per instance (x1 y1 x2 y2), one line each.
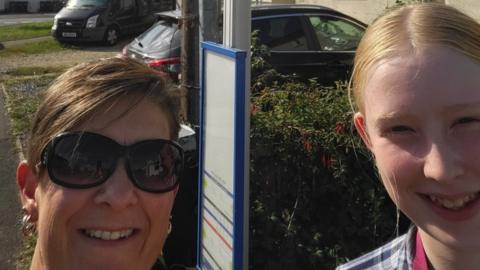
104 26 119 46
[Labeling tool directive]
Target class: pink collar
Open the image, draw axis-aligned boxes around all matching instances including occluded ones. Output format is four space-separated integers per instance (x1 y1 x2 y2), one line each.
413 231 429 270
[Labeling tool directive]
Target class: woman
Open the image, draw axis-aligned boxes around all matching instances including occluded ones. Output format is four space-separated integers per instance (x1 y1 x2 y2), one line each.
17 57 184 270
338 3 480 270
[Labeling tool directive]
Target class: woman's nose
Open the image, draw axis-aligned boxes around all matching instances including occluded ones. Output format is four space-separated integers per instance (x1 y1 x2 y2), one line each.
94 161 138 209
423 141 464 183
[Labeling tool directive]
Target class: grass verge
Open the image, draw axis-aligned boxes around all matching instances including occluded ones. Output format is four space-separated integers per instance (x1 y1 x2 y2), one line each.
0 39 70 57
0 22 53 42
1 69 63 268
15 234 37 270
1 72 60 139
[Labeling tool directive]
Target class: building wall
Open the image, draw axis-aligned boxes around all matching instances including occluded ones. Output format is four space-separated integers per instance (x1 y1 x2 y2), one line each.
266 0 479 24
295 0 396 24
446 0 480 22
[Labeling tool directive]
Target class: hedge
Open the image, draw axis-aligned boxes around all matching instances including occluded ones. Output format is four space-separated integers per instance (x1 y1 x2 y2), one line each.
248 33 409 269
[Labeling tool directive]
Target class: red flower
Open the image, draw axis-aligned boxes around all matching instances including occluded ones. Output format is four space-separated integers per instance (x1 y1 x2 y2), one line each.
303 139 313 153
335 122 346 135
251 104 258 115
321 154 333 168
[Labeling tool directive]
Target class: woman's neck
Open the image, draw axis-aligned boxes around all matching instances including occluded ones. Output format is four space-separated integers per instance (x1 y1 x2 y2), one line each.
419 229 480 270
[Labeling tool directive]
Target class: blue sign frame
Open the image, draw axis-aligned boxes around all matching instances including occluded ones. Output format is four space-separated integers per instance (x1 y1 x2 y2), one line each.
197 41 248 270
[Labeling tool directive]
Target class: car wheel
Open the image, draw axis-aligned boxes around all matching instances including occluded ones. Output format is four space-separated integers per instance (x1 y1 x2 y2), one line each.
104 26 119 46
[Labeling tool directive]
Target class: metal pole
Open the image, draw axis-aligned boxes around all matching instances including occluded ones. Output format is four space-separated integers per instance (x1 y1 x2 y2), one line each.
223 0 251 268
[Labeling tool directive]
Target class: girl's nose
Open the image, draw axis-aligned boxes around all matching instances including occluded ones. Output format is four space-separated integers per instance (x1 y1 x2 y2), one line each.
423 141 464 183
94 161 138 209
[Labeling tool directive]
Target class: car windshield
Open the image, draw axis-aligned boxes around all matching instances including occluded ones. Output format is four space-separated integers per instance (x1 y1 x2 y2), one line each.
134 21 180 54
66 0 107 8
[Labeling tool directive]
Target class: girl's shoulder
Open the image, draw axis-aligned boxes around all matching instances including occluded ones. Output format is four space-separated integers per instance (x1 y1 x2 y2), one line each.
336 227 417 270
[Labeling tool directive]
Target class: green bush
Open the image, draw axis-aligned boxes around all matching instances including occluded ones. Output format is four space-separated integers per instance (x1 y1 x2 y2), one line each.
249 32 404 269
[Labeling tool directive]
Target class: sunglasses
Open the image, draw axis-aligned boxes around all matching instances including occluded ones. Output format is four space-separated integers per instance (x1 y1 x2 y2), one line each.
40 131 184 193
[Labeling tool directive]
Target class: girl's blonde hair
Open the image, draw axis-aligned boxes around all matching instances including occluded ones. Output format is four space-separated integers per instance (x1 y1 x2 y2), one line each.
28 57 180 176
351 3 480 114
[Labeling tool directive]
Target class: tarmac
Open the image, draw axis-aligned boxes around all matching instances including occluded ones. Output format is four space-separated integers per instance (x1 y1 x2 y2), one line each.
0 86 22 270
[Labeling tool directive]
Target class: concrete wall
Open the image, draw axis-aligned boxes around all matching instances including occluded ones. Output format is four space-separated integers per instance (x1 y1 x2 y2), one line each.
446 0 480 22
266 0 479 24
295 0 396 24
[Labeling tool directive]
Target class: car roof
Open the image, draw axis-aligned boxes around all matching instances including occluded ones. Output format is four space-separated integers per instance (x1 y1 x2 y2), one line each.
251 4 365 26
251 3 334 12
155 4 366 26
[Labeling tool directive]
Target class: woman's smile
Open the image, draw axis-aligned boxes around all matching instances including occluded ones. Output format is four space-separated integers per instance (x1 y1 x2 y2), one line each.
82 228 136 241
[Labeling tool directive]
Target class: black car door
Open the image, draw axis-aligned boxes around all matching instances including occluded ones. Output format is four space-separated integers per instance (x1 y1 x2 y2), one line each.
113 0 136 34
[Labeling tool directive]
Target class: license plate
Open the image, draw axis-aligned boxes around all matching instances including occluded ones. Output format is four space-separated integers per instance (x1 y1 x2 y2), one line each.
62 32 77 38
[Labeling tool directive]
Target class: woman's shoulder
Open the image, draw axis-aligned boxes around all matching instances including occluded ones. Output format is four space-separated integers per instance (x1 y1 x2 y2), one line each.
336 227 416 270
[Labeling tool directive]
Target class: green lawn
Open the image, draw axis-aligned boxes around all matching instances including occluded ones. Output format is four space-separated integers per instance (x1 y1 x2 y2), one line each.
0 22 53 42
0 39 68 57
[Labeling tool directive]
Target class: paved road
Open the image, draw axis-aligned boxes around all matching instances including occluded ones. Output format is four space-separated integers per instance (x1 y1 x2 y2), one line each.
0 13 55 25
0 87 22 270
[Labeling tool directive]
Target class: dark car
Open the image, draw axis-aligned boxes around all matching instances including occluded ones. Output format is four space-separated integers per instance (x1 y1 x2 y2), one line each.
51 0 159 45
123 4 367 84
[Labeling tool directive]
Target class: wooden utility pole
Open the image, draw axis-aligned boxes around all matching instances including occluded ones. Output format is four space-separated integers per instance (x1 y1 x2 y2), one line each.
181 0 199 125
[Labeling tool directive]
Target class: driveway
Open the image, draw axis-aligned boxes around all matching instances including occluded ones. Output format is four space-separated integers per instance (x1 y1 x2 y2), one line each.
0 87 22 270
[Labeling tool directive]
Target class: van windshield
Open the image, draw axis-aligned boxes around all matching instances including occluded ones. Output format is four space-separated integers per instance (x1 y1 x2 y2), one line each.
66 0 108 8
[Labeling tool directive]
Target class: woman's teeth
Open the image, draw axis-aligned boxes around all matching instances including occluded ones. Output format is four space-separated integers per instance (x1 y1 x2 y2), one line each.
428 193 478 210
84 229 134 240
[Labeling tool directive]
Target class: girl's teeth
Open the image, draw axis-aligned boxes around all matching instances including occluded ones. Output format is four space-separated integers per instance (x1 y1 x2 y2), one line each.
84 229 134 240
428 193 478 210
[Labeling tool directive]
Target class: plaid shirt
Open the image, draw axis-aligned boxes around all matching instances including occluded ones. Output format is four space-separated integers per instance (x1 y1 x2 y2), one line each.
336 226 416 270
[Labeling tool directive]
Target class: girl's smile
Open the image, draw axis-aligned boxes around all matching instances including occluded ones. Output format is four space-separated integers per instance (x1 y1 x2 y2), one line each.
421 192 480 222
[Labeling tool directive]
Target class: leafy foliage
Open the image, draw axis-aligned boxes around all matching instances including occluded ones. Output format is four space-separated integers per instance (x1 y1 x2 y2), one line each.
249 32 405 269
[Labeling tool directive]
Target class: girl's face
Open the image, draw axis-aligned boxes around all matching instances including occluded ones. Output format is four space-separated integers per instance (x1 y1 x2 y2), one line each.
355 47 480 250
27 99 177 270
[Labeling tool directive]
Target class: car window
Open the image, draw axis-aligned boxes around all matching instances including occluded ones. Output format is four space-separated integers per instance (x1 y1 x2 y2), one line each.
308 16 365 51
252 17 309 51
137 21 178 51
121 0 134 10
66 0 107 8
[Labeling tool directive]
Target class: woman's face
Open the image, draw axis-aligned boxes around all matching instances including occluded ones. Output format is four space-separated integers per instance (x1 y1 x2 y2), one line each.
355 47 480 250
32 99 177 270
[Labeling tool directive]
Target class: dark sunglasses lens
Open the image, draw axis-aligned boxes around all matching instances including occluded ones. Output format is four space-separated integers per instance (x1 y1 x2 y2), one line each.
50 134 117 187
129 141 182 192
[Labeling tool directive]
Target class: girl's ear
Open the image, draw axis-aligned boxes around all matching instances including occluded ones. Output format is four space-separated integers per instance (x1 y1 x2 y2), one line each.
354 112 373 150
16 161 39 221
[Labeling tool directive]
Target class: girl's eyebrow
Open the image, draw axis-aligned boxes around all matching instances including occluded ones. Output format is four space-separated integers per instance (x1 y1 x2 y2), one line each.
373 102 480 128
374 112 413 128
442 102 480 113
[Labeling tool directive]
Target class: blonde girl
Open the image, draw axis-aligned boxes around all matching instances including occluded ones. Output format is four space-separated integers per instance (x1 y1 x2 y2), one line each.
337 3 480 270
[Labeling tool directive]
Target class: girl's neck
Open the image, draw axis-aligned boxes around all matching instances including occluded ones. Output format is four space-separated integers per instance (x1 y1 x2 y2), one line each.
29 243 45 270
419 229 480 270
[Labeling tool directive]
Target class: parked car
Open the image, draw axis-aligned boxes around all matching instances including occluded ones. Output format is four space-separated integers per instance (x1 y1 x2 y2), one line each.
51 0 165 45
123 4 367 84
